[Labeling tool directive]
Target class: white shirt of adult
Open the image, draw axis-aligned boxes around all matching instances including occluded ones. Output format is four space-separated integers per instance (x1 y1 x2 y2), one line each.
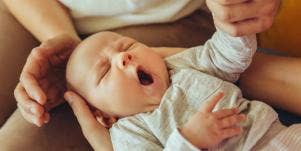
59 0 206 34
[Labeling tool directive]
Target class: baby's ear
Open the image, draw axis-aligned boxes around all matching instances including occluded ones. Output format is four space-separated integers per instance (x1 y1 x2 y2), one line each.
93 110 117 128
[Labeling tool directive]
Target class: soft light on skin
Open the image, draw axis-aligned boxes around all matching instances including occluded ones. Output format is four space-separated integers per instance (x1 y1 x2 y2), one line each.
66 32 170 120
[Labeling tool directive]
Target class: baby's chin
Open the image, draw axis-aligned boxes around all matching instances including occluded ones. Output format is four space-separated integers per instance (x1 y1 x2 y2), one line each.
141 71 169 104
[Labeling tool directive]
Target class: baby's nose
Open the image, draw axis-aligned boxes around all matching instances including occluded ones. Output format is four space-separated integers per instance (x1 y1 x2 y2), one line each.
120 52 132 67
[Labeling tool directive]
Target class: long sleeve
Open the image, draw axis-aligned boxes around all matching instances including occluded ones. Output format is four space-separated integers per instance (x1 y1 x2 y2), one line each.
110 117 200 151
166 30 257 82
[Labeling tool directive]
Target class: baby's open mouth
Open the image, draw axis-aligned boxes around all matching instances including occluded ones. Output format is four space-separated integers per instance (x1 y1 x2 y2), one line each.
137 67 153 85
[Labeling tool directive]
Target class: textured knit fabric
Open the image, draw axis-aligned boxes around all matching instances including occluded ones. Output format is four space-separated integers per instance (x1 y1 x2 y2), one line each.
58 0 206 34
108 31 285 150
260 124 301 151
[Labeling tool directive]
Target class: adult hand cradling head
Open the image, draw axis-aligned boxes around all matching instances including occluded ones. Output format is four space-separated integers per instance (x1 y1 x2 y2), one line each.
14 34 80 127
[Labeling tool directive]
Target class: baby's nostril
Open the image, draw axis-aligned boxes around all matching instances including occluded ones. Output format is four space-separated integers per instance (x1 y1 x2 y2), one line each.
123 61 126 66
128 55 132 60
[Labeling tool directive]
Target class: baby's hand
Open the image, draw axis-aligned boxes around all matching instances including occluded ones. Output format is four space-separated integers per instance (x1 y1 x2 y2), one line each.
180 92 246 149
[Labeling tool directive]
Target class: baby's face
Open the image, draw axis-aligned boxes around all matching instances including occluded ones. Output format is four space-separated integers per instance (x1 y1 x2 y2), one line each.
67 32 169 117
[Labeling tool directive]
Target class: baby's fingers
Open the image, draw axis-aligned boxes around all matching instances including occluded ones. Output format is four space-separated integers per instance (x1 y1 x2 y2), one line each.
200 91 224 113
221 127 243 139
219 114 246 129
213 108 239 119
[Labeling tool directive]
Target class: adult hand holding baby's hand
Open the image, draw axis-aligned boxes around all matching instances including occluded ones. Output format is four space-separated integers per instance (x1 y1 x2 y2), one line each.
206 0 280 36
64 91 113 151
14 34 80 127
180 92 246 149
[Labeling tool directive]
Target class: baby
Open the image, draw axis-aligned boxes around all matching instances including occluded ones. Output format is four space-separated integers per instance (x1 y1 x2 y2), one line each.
66 31 300 150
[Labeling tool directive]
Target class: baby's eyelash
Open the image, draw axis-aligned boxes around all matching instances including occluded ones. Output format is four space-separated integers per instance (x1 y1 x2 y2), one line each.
97 58 111 85
124 42 135 51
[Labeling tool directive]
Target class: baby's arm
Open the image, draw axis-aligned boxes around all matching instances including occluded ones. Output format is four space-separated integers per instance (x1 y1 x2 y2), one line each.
109 92 245 151
166 29 257 83
201 29 257 82
180 92 246 149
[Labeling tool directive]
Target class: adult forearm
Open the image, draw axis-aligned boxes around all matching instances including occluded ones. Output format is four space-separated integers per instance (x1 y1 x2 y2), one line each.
3 0 79 42
239 52 301 116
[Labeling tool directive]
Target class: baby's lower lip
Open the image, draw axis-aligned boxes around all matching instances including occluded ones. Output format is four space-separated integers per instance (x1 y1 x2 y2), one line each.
141 73 166 101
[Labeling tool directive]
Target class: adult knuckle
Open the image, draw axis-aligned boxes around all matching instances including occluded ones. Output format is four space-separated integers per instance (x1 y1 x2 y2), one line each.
17 103 28 115
14 83 20 93
263 18 273 29
229 116 236 124
259 18 273 31
13 87 20 99
218 0 232 5
31 48 44 59
17 103 22 109
229 27 242 37
219 8 233 21
19 73 28 82
43 39 55 47
260 3 274 16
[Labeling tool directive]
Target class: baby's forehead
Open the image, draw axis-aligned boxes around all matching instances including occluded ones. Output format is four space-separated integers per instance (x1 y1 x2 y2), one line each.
82 32 122 50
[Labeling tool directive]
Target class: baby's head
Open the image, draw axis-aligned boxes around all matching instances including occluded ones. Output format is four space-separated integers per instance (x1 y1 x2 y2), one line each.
66 32 169 123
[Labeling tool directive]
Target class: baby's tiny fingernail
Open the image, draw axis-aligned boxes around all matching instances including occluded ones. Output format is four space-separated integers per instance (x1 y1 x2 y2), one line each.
239 114 246 120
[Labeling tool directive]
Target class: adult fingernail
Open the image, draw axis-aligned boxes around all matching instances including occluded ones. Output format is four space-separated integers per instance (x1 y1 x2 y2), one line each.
34 119 42 127
44 114 50 123
33 93 40 102
64 92 70 98
64 92 73 102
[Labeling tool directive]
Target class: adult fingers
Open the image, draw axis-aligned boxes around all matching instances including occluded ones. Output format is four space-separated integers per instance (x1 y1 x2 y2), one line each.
20 72 47 105
200 92 224 113
220 127 243 139
15 83 50 126
207 0 257 22
14 83 45 117
214 16 273 36
213 108 239 119
64 91 99 132
39 35 80 65
212 0 249 5
40 34 80 54
219 114 246 129
20 47 50 105
17 103 50 127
